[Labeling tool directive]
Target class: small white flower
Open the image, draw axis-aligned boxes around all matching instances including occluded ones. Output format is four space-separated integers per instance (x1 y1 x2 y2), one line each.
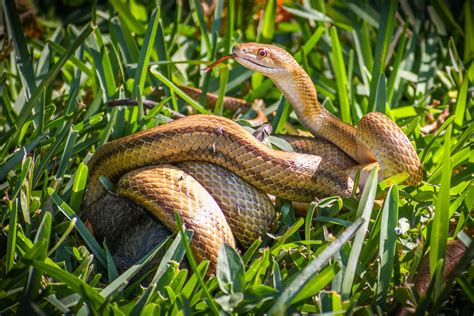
397 218 410 235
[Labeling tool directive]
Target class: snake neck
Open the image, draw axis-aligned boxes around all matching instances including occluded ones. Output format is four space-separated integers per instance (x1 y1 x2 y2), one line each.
271 70 375 163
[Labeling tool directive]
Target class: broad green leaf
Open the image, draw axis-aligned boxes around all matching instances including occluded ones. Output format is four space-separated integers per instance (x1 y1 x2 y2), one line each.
216 243 245 295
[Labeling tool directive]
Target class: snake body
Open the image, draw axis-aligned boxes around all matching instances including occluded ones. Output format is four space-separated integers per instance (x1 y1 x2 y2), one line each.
231 43 422 184
84 43 422 270
85 115 354 204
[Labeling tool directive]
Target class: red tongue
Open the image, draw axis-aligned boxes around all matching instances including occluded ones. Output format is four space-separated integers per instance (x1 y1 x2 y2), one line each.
205 54 236 72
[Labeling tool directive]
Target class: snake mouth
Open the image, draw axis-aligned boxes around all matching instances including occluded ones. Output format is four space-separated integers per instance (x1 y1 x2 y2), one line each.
235 55 286 76
205 53 283 74
236 57 275 70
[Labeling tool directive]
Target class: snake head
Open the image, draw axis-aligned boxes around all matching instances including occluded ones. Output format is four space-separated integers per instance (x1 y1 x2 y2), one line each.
232 43 297 77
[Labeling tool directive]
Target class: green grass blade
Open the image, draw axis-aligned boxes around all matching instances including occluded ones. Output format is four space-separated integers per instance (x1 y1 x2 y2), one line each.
154 11 173 108
110 16 139 63
429 125 453 298
175 213 220 314
12 23 94 146
103 242 119 282
100 236 170 298
28 260 106 311
130 232 190 316
453 78 468 127
190 0 211 55
69 162 88 212
0 133 45 181
376 185 399 306
271 217 304 252
305 202 317 258
223 0 235 55
291 264 339 304
86 27 116 101
97 107 118 147
387 27 408 106
282 4 334 24
32 125 70 187
352 23 372 95
374 73 387 113
431 0 463 35
268 218 364 316
341 167 378 300
56 128 78 181
272 96 290 134
150 66 208 114
431 241 474 313
210 0 224 43
2 0 37 97
294 26 325 62
368 0 397 112
48 188 107 268
108 0 146 35
451 121 473 154
213 67 229 116
242 239 262 265
6 199 18 273
258 0 276 42
420 115 455 165
20 212 52 314
181 261 211 300
330 26 351 124
48 218 77 256
133 8 160 99
416 29 438 97
347 2 379 28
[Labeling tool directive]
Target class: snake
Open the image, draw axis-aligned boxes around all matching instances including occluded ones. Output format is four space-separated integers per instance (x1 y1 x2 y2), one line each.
83 42 422 271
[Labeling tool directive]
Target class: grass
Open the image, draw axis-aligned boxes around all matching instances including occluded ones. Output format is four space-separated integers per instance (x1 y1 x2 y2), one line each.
0 0 473 314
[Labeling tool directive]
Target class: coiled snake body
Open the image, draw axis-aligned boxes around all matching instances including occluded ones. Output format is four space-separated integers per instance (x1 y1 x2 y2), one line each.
84 43 422 270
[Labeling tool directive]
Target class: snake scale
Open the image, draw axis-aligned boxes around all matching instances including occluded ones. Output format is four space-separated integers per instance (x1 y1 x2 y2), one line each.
83 43 422 271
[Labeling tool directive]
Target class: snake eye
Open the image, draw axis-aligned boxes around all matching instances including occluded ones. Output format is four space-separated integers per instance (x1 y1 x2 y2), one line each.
257 48 268 57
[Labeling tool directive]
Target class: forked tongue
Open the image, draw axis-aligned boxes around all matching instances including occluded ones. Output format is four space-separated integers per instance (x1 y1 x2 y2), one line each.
205 54 236 72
